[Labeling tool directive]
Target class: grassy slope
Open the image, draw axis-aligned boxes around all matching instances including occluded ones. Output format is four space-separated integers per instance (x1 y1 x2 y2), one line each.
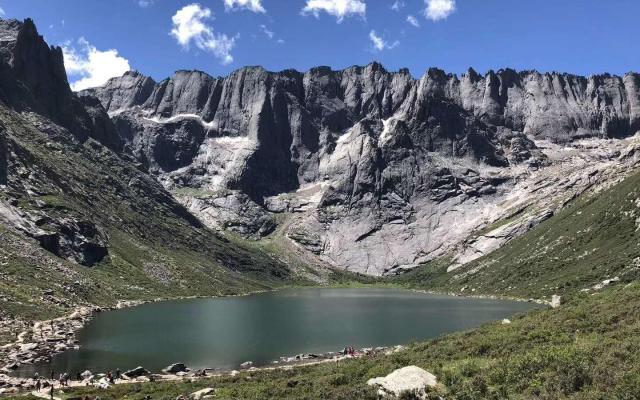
394 171 640 300
0 105 296 331
46 164 640 399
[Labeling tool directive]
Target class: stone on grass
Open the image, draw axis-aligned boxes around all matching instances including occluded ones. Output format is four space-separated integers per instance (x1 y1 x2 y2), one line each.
550 294 562 309
367 366 437 398
190 387 215 400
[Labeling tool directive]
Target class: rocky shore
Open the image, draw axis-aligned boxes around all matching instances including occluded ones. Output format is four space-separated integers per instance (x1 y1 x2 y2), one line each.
0 299 156 375
409 288 553 306
0 289 274 377
0 343 406 396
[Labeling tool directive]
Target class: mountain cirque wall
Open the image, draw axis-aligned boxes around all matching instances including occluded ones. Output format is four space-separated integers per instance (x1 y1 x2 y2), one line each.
83 62 640 275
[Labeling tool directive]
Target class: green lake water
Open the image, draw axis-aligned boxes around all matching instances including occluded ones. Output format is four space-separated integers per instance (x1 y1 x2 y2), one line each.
16 288 540 376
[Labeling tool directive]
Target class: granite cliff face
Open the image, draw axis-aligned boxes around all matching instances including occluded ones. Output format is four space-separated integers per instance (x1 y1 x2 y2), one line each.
82 64 640 275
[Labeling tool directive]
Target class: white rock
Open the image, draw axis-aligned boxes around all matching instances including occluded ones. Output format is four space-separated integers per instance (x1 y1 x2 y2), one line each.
501 318 511 324
550 294 562 308
190 388 215 400
54 343 67 351
592 276 620 290
16 332 28 343
367 366 437 397
20 343 37 352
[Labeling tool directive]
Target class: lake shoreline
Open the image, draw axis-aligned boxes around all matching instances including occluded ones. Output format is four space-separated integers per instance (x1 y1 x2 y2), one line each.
407 288 552 306
4 344 407 396
1 285 545 393
0 290 270 376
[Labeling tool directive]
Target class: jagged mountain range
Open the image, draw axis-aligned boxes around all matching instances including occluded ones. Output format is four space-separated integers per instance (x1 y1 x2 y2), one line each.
2 15 640 398
82 60 640 275
1 15 640 283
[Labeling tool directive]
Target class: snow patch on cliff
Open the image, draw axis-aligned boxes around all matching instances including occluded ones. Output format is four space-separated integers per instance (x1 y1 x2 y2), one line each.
143 113 217 129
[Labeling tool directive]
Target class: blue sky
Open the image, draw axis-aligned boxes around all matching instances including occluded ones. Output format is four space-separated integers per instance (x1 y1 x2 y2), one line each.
1 0 639 90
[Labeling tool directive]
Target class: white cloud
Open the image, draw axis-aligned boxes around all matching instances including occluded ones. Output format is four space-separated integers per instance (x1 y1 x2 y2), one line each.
406 14 420 27
62 38 131 91
138 0 153 7
0 7 5 16
224 0 265 13
424 0 456 21
259 24 274 39
170 3 236 65
369 30 398 52
277 38 285 44
302 0 366 23
390 1 404 11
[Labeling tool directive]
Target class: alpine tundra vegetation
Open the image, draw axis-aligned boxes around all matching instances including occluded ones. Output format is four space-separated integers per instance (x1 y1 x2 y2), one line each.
0 0 639 398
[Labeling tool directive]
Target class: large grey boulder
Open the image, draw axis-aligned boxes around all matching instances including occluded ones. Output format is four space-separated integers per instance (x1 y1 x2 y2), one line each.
367 366 438 398
122 366 150 378
162 363 187 374
190 388 215 400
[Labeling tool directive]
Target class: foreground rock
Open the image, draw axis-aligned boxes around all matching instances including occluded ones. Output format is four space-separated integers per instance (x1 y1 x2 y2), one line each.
550 295 562 309
163 362 188 374
190 387 215 400
367 366 438 398
123 366 150 378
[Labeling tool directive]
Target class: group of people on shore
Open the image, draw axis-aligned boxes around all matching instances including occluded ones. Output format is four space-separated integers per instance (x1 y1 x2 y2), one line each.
32 368 123 397
342 346 357 356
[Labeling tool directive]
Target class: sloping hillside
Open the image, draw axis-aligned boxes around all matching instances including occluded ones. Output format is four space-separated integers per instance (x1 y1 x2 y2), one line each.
396 154 640 300
0 19 297 344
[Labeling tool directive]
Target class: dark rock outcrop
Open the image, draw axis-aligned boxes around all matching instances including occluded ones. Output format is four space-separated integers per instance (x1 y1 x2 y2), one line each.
0 19 72 122
0 18 123 151
37 218 109 267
